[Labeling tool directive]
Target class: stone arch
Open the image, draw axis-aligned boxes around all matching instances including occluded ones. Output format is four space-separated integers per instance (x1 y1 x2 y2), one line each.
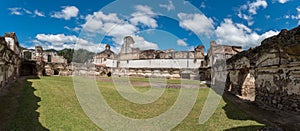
226 66 256 101
238 67 256 101
20 61 37 76
107 72 112 77
241 72 256 101
53 69 59 75
237 67 249 95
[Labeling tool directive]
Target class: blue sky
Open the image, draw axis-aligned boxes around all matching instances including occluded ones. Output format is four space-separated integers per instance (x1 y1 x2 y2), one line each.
1 0 299 53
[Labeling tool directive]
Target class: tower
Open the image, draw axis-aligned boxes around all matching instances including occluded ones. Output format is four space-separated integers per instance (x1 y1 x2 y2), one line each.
120 36 135 54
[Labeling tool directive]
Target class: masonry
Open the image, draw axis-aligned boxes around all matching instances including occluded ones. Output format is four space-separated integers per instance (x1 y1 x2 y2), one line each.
0 33 22 88
22 46 71 76
226 26 300 112
93 36 239 79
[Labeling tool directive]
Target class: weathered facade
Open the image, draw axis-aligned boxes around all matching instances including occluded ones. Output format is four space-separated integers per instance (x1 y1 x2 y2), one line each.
226 26 300 112
207 41 242 67
43 51 70 76
94 44 115 66
0 33 22 88
94 36 207 79
22 46 70 76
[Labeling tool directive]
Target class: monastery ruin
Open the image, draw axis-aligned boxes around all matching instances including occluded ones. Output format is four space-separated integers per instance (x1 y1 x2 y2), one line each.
93 36 241 79
0 25 300 115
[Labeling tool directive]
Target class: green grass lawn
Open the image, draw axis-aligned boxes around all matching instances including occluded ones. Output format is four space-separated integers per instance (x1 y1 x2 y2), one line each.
1 76 266 130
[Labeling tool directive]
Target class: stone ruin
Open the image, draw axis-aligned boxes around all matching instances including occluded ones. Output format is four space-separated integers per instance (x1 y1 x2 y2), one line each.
0 33 22 88
93 36 209 79
226 25 300 112
2 25 299 114
22 46 71 76
93 26 300 113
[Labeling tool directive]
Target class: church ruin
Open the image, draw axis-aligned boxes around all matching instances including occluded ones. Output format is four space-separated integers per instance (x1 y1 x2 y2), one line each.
94 36 210 79
1 25 300 114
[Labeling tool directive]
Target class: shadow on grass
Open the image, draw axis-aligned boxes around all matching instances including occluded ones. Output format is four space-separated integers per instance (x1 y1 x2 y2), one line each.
224 125 266 131
222 95 268 130
0 76 49 130
209 81 268 130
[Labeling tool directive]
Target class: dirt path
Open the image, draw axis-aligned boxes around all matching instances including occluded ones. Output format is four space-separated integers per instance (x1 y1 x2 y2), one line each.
224 93 300 131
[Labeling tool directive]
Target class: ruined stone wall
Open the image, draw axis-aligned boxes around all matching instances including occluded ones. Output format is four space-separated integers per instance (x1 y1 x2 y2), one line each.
102 58 203 79
0 34 21 88
111 68 199 79
72 62 97 76
93 36 205 79
42 52 67 63
44 63 72 76
109 59 203 69
226 26 300 112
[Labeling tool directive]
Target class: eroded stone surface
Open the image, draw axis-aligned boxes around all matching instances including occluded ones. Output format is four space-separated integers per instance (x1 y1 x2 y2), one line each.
226 26 300 112
0 33 21 88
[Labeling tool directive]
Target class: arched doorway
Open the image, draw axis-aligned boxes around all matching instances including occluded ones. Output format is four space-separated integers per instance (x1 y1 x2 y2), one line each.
238 67 256 101
54 69 59 75
20 61 37 76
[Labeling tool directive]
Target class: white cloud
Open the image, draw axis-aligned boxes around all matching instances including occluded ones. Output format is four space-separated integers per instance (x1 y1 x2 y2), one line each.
79 10 158 52
159 0 175 11
284 15 290 19
51 6 79 20
248 0 268 15
177 39 188 46
285 7 300 25
134 5 156 16
34 34 106 52
34 10 45 17
215 18 279 48
81 10 158 50
8 7 47 18
8 7 32 15
82 11 123 33
237 0 268 26
132 35 158 50
130 5 158 28
178 13 215 36
23 8 32 14
290 7 300 25
64 26 81 32
8 8 22 15
277 0 289 4
36 34 78 44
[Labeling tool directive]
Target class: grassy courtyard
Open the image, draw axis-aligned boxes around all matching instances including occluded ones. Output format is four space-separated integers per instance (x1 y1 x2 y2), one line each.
0 76 266 130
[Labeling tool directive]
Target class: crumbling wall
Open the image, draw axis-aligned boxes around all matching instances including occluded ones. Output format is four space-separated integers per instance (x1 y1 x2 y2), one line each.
226 56 256 101
226 26 300 112
44 63 72 76
0 35 21 88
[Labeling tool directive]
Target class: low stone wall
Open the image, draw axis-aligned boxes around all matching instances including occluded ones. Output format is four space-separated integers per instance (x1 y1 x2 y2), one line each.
226 26 300 112
112 68 179 78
